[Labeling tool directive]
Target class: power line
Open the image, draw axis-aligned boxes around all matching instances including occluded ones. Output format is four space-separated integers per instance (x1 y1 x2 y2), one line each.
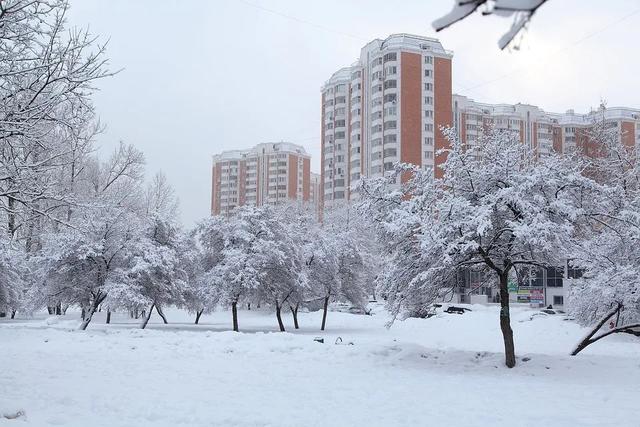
236 0 368 41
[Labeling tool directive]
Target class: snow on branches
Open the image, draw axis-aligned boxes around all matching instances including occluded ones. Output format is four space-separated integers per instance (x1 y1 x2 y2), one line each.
360 126 593 367
433 0 549 50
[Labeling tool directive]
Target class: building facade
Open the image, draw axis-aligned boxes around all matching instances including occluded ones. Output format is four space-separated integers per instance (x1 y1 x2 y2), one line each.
454 94 640 158
211 142 312 216
321 34 453 210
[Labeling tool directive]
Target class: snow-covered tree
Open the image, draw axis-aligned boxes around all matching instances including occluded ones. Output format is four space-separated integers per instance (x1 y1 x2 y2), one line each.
0 242 25 318
306 205 367 331
0 0 113 314
33 144 145 329
0 0 111 234
192 215 228 324
567 105 640 354
360 127 591 368
198 207 270 332
108 173 187 329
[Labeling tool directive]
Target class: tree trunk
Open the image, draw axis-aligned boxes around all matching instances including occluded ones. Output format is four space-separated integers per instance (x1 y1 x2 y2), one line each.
140 303 155 329
7 196 16 238
55 303 61 315
290 304 299 329
106 310 111 324
572 304 623 356
155 304 168 324
321 296 329 331
247 302 251 310
232 301 239 332
81 307 86 320
11 310 16 319
276 304 285 332
47 306 54 315
499 273 516 368
79 294 106 330
195 309 204 325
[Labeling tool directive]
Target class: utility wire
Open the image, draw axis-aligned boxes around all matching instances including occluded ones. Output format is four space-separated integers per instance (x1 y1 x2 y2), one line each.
236 0 368 41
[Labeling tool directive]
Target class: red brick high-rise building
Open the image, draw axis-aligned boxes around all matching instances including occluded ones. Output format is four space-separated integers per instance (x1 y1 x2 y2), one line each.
321 34 453 210
211 142 312 216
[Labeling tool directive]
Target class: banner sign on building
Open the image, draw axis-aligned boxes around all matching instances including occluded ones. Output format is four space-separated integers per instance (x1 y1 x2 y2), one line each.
530 289 544 303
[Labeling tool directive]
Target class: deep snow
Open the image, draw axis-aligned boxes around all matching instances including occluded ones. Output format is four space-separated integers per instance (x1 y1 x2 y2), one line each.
1 304 639 427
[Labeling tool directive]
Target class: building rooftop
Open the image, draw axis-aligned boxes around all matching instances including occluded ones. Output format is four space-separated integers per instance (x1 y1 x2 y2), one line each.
212 142 308 162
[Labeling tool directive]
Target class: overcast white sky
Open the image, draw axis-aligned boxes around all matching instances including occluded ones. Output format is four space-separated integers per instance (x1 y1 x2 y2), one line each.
66 0 640 226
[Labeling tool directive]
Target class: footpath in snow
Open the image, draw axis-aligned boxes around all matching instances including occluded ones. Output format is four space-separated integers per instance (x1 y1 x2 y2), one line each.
1 304 639 427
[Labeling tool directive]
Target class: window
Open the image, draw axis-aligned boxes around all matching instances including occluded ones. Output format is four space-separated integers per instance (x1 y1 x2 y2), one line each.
424 96 433 105
384 106 397 116
424 110 433 118
424 151 433 159
384 134 397 144
384 66 397 76
424 137 433 145
335 131 345 139
424 56 433 64
383 52 397 62
383 148 397 157
334 120 345 128
424 83 433 91
424 124 434 132
424 69 432 78
384 93 397 103
384 120 397 130
567 262 584 279
546 267 564 288
553 295 564 306
383 80 397 89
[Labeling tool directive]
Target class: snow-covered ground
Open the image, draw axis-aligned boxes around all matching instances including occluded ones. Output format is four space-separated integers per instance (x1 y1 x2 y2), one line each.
2 304 639 427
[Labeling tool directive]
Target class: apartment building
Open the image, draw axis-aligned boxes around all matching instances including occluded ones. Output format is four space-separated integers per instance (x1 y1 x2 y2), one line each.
321 34 453 209
309 172 322 219
454 94 640 157
211 142 312 216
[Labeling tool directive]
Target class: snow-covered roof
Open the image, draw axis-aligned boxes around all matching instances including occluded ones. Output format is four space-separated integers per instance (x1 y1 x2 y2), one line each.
454 93 640 126
212 142 309 163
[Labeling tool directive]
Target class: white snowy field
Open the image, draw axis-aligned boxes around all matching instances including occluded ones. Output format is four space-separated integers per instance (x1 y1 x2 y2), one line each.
1 304 639 427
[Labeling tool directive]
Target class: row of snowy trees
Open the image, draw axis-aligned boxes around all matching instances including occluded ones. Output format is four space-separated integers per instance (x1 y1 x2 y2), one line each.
190 203 373 332
358 104 640 367
0 0 375 332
